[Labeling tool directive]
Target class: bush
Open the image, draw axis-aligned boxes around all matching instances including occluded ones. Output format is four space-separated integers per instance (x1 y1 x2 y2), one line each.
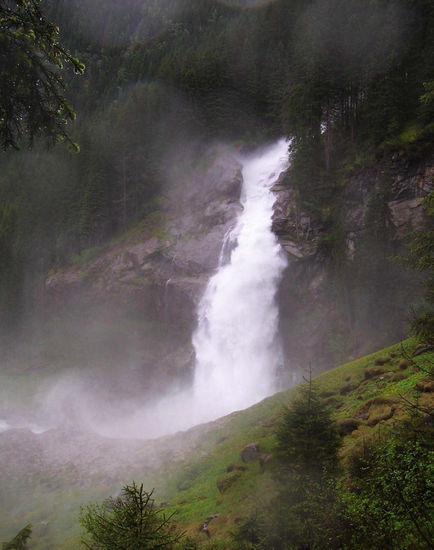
346 431 434 549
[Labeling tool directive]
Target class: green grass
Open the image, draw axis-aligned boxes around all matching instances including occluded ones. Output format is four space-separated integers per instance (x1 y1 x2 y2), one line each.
2 339 432 548
144 339 432 542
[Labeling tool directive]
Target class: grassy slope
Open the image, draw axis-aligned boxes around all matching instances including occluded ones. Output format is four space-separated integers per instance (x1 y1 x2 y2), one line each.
153 339 433 545
18 339 433 549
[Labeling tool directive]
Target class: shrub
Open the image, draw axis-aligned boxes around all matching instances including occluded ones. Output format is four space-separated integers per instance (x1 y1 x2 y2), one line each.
346 430 434 549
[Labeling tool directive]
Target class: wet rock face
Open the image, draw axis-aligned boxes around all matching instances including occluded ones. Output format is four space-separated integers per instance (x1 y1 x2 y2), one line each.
272 153 433 379
45 149 243 316
272 154 433 264
41 147 243 397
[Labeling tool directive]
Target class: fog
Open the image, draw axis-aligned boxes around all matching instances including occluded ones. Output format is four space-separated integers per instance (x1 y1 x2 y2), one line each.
0 140 290 442
0 0 419 447
293 0 410 77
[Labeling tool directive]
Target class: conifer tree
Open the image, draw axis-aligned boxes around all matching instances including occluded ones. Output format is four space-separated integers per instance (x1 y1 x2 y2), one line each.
276 375 341 475
2 525 32 550
80 483 182 550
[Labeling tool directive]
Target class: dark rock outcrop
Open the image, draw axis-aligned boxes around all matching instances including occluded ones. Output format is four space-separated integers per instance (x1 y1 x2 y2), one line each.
240 442 259 463
272 152 433 379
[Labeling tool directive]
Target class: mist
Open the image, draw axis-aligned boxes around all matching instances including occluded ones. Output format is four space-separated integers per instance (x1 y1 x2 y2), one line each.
0 139 290 441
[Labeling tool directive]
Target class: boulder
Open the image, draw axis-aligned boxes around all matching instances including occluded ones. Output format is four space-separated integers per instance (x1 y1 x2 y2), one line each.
216 471 242 494
240 442 259 463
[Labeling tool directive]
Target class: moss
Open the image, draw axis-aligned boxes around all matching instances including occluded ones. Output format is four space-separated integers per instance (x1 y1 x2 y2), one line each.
399 122 424 143
77 270 91 283
71 246 102 266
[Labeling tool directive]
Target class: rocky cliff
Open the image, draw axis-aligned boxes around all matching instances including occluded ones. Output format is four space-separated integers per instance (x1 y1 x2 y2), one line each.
31 147 433 400
39 146 243 401
272 152 433 379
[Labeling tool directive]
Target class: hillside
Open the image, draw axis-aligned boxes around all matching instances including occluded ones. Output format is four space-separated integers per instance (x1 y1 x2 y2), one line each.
151 339 434 545
1 339 432 548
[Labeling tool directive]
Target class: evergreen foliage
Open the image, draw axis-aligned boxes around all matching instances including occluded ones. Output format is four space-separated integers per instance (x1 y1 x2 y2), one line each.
346 421 434 549
401 191 434 344
0 0 84 150
254 378 347 550
2 525 32 550
80 483 182 550
276 377 341 474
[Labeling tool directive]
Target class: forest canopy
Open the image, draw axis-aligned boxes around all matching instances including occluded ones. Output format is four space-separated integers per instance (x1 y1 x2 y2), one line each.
0 0 433 336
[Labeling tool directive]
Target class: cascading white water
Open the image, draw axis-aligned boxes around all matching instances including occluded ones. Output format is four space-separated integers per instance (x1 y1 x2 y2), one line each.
75 139 289 439
191 139 289 422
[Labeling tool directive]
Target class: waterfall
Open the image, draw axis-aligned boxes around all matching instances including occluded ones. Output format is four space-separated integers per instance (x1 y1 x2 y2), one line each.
85 139 289 439
192 139 289 422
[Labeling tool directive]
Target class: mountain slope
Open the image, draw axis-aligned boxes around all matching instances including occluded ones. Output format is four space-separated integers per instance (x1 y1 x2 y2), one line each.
2 338 431 549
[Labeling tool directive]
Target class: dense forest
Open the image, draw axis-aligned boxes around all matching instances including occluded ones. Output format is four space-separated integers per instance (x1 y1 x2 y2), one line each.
0 0 433 343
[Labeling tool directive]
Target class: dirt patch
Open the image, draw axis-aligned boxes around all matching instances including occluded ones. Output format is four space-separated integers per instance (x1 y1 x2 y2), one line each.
354 397 398 420
340 384 356 395
415 380 434 393
217 471 242 494
320 390 335 398
367 405 395 427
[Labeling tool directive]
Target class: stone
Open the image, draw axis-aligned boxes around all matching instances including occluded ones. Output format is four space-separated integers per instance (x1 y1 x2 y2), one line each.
259 453 273 473
240 442 259 463
216 471 242 494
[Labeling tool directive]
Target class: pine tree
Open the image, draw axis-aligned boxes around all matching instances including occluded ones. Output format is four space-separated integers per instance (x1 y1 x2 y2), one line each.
2 525 32 550
276 376 341 475
80 483 182 550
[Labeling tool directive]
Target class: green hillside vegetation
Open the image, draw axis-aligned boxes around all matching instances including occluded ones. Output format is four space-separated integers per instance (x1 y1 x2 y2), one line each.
9 338 430 549
153 340 433 549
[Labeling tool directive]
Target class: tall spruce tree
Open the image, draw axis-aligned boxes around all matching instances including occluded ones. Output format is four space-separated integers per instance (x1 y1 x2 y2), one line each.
276 376 341 475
